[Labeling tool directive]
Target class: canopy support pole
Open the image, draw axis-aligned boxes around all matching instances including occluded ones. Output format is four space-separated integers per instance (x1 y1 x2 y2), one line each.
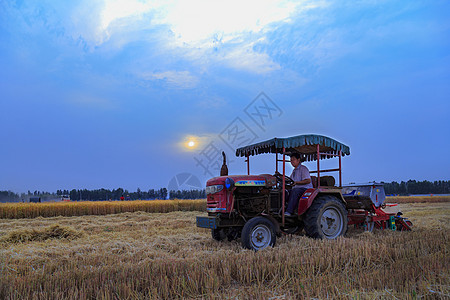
275 137 278 173
282 147 286 226
339 150 342 187
275 152 278 173
246 154 250 175
317 144 321 188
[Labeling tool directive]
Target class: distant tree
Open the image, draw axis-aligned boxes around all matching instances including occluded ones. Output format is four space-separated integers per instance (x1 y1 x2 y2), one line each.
115 188 124 200
161 188 168 199
168 189 206 199
148 189 156 199
0 191 20 202
70 189 78 201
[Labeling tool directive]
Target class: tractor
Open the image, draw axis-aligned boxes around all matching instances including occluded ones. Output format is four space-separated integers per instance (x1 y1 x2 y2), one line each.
196 134 412 251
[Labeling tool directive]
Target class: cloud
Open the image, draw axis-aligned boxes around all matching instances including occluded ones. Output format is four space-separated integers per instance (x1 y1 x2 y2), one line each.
158 0 297 46
219 42 281 74
196 96 228 109
140 70 199 89
2 0 337 77
154 0 306 74
66 0 320 74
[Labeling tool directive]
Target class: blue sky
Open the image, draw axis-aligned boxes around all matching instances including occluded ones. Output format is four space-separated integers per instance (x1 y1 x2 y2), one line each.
1 0 449 193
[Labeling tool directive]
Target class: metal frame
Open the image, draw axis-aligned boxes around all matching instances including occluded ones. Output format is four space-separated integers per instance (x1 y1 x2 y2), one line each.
347 204 412 231
244 143 344 226
245 154 250 175
308 144 343 188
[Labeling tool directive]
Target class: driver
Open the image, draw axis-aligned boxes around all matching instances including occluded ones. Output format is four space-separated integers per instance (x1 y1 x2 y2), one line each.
285 153 313 216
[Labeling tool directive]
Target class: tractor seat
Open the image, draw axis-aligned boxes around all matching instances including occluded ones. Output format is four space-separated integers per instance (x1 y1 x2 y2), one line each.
310 175 335 188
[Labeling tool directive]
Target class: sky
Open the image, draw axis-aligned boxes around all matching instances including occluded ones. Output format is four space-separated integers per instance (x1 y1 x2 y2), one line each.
1 0 449 193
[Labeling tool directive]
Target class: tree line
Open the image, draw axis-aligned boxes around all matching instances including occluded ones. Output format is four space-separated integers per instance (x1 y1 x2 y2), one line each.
383 180 449 195
60 188 170 201
0 188 206 203
1 179 448 203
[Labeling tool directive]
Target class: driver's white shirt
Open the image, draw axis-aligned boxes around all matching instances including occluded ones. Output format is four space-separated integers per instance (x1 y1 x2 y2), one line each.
290 163 313 189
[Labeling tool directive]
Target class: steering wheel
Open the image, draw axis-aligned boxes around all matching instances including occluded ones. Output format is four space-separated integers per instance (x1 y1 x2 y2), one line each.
274 171 295 189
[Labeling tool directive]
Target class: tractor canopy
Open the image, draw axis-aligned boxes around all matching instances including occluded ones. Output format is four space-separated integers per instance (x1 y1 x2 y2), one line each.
235 134 350 162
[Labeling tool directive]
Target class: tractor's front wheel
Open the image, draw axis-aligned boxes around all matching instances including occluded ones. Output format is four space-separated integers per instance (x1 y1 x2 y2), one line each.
211 228 226 241
304 196 348 239
241 217 276 251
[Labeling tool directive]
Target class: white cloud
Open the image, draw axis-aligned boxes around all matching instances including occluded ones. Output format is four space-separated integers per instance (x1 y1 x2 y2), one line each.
219 43 281 74
154 0 304 74
158 0 297 46
5 0 329 75
140 70 199 89
66 0 321 74
197 96 228 109
61 0 162 47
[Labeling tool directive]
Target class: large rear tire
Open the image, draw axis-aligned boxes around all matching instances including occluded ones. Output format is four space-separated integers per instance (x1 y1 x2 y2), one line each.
304 196 348 239
241 217 276 251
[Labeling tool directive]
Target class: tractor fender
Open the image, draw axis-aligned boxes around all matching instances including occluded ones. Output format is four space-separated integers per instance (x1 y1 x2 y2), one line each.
261 213 281 234
298 188 346 216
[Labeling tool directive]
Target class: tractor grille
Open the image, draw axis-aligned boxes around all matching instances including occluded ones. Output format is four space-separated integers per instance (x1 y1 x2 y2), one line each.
206 193 226 212
207 194 219 208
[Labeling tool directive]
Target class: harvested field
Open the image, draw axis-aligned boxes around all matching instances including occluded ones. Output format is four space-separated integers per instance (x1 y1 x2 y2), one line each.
0 203 449 299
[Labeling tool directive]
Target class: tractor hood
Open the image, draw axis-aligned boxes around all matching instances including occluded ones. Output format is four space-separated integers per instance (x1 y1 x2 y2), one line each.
207 174 277 188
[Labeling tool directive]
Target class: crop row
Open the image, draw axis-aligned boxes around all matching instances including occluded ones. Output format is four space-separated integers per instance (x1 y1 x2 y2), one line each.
387 195 450 203
0 199 206 219
1 195 448 219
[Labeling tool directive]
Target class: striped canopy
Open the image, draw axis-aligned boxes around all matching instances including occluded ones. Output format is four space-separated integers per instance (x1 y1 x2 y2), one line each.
235 134 350 161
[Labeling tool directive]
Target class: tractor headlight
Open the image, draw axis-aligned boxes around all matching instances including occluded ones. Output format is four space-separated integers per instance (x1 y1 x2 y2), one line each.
206 184 224 195
225 177 235 190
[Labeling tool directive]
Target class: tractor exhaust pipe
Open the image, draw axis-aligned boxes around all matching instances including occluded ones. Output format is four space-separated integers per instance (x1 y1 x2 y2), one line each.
220 151 228 176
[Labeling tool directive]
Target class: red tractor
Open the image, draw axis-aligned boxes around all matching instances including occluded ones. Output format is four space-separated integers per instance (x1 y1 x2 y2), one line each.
196 134 412 251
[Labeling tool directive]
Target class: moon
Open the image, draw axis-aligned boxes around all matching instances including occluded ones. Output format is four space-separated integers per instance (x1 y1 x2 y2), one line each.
182 136 199 150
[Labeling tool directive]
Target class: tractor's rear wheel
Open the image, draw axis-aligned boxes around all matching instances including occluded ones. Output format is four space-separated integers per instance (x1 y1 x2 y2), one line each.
241 217 276 251
304 196 348 239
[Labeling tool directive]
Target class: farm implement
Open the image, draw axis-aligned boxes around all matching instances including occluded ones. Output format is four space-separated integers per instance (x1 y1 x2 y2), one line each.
343 183 413 232
196 134 413 251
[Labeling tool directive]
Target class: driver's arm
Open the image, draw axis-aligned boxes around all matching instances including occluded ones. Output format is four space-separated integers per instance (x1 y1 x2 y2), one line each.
295 178 311 186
